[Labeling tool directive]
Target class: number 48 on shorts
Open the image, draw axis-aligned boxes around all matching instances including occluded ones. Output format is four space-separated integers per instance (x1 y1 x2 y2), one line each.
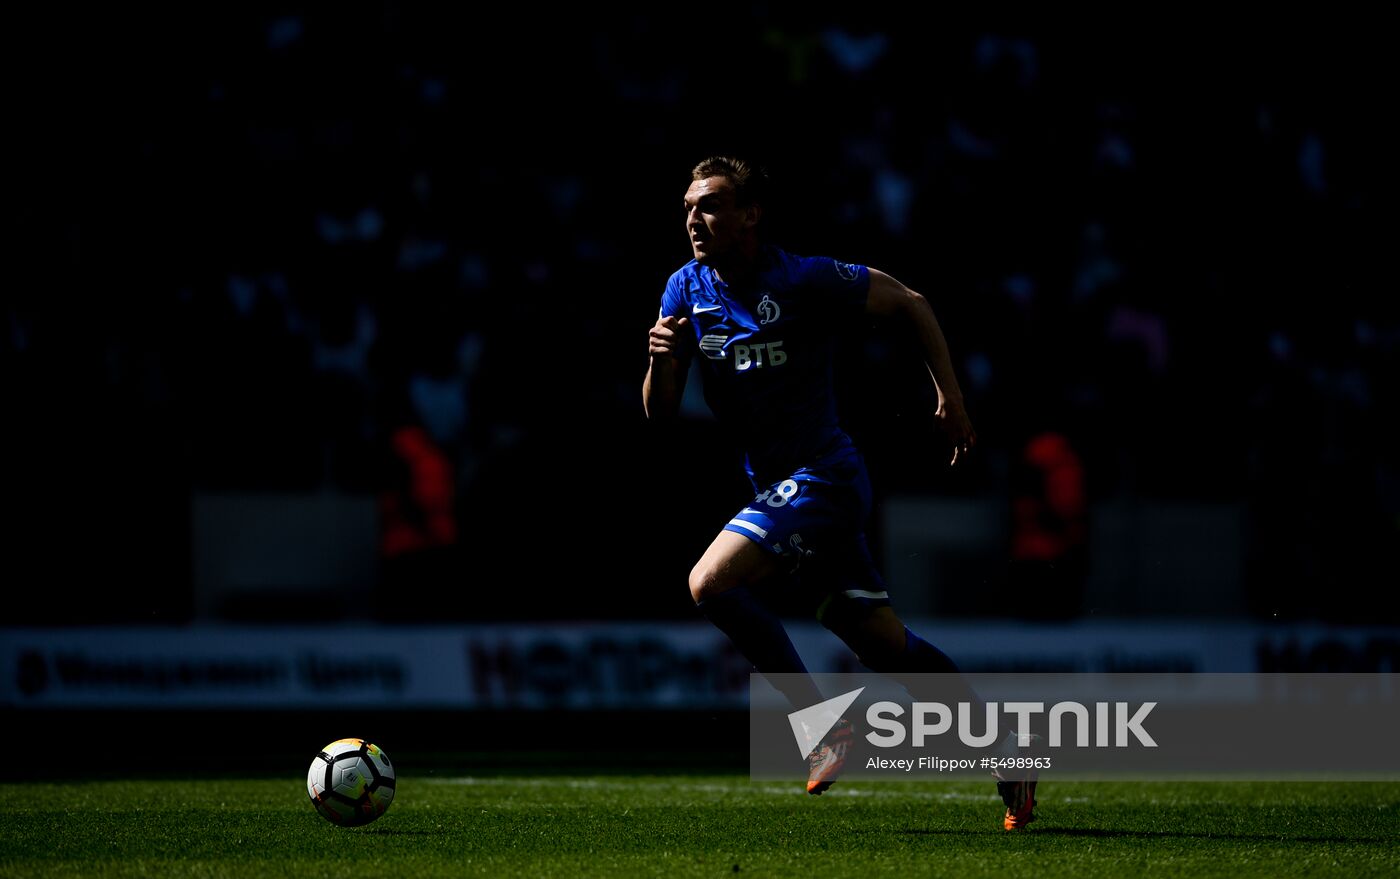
755 479 800 507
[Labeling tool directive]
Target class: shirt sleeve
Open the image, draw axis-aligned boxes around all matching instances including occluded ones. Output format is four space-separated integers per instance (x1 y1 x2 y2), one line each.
659 272 688 320
798 256 870 319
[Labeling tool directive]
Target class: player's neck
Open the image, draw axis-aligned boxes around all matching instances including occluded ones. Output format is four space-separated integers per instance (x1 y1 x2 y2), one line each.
709 240 763 288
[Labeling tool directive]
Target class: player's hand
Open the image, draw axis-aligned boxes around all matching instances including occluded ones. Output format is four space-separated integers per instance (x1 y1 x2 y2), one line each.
649 315 692 360
935 397 976 466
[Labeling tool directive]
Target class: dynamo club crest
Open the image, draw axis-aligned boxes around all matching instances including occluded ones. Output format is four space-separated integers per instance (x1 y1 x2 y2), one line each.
758 294 781 325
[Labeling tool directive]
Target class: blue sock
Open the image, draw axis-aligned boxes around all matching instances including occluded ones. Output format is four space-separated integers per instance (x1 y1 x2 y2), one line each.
697 586 822 709
898 628 985 712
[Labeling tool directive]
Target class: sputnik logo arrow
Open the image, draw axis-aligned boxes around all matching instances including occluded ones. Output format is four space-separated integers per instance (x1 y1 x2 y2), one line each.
787 687 864 759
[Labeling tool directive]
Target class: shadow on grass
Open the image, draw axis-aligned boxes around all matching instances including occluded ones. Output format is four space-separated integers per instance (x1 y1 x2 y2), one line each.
876 827 1393 844
1031 827 1393 844
355 828 445 836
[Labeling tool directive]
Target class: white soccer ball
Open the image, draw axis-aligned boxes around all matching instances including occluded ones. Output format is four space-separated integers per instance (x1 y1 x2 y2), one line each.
306 738 396 826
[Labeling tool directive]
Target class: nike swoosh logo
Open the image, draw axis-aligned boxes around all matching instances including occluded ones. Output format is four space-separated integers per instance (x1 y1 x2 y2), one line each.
693 304 722 313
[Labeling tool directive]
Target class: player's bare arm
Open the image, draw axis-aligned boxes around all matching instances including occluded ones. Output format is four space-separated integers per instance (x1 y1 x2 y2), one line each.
865 268 977 465
643 314 692 421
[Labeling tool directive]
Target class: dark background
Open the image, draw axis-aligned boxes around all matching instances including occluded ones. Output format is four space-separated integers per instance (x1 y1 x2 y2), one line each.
10 9 1396 626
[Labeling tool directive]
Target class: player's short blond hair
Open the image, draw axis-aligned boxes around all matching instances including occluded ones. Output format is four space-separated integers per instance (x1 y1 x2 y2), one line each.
691 156 768 208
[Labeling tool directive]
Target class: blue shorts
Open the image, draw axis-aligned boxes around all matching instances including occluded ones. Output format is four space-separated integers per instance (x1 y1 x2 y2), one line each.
722 449 891 623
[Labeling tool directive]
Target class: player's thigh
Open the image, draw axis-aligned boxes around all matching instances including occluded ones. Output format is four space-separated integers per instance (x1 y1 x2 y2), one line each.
823 605 908 664
689 529 786 602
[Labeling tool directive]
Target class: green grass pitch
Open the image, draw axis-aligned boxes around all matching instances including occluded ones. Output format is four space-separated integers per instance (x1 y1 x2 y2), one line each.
2 775 1396 877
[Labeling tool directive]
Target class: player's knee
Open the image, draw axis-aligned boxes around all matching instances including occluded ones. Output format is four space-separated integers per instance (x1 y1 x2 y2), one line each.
689 563 737 604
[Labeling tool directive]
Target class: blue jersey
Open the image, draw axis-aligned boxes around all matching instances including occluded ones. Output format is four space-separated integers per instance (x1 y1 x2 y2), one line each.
659 246 870 482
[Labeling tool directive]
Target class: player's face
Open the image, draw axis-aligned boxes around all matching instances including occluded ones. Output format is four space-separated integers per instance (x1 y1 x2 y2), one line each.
684 176 754 265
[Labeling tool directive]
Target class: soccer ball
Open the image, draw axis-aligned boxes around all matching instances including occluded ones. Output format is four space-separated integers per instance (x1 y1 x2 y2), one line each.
306 738 396 826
